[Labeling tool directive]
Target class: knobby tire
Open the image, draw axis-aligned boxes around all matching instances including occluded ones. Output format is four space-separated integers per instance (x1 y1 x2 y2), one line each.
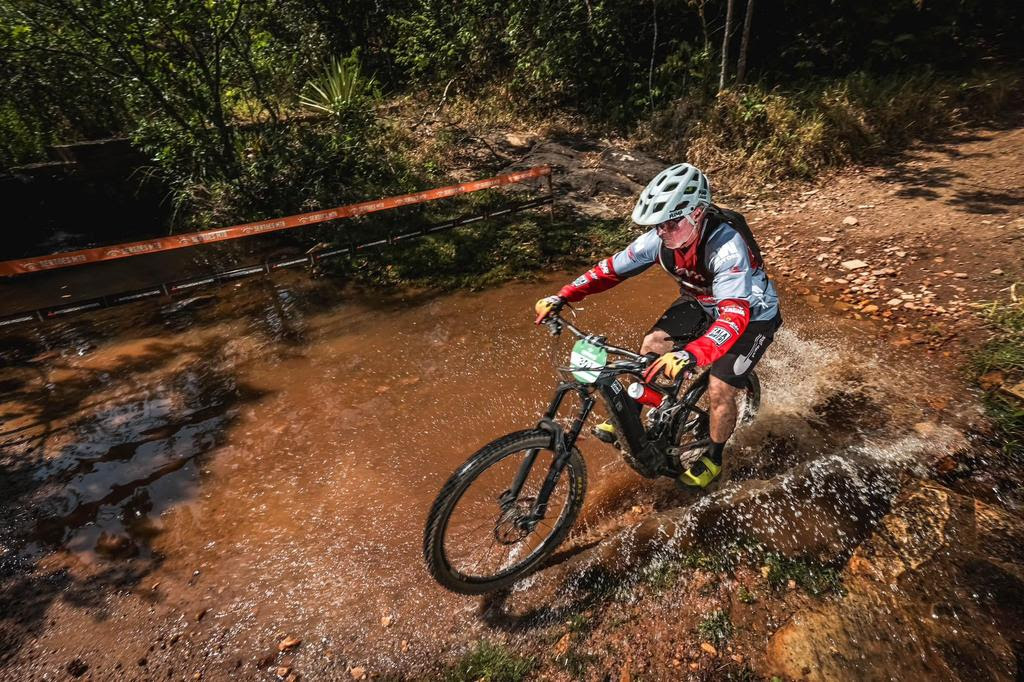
423 429 586 594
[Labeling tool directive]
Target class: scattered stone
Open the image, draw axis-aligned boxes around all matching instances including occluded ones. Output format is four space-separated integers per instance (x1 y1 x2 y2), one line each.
380 614 394 628
862 305 879 314
700 642 718 657
816 236 837 242
731 654 745 664
991 268 1004 275
278 636 302 652
1003 382 1024 402
886 298 902 307
832 302 853 312
787 579 797 590
841 259 868 270
842 216 859 226
349 666 366 680
553 633 571 657
689 662 700 671
276 666 292 678
67 659 89 678
953 272 968 279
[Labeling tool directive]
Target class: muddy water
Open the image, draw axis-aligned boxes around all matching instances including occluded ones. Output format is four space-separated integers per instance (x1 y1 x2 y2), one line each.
0 270 972 678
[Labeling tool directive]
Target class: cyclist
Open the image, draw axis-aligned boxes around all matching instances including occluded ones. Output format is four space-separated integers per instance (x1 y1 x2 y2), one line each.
534 163 781 489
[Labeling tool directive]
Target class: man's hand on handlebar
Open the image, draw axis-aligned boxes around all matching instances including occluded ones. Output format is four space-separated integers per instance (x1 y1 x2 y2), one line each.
534 295 566 324
643 350 698 384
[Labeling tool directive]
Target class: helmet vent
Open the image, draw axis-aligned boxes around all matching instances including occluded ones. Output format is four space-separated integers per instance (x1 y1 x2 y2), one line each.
663 182 679 191
653 201 666 213
683 185 696 194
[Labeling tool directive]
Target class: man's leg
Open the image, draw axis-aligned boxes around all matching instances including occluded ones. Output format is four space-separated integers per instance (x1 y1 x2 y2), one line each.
707 375 741 466
681 315 779 487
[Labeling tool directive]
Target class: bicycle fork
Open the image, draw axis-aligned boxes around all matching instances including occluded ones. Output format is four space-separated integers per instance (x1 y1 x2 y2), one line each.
499 383 594 531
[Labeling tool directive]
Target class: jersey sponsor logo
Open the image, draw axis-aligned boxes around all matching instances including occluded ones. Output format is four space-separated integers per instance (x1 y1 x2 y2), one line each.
723 320 740 334
732 333 766 375
598 259 612 275
626 246 637 262
729 265 742 273
721 305 746 316
707 327 732 346
572 275 588 287
732 354 753 375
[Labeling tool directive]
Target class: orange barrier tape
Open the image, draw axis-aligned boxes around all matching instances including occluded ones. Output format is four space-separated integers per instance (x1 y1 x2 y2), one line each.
0 165 551 277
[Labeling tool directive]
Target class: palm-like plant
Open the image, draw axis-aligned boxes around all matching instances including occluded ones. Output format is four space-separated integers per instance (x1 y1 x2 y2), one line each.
299 53 376 116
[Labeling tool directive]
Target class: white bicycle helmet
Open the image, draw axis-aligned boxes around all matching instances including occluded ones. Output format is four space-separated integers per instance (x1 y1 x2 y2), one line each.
631 163 712 225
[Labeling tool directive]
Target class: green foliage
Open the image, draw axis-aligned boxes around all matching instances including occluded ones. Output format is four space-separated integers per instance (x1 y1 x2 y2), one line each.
763 553 845 597
696 609 733 646
444 640 534 682
972 300 1024 458
646 69 1023 190
299 52 378 117
737 585 757 604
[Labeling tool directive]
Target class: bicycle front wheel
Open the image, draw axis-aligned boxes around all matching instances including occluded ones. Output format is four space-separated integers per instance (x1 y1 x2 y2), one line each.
423 429 586 594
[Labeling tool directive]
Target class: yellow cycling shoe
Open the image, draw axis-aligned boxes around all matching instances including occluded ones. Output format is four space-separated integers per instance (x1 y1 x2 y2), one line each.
677 456 722 489
591 421 617 444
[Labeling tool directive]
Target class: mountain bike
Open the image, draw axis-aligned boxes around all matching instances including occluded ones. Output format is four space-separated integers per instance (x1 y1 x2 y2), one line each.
423 311 760 594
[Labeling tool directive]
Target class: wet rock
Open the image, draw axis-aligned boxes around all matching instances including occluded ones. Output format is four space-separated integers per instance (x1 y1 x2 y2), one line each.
95 531 138 558
1002 382 1024 402
553 633 571 656
277 636 301 652
67 659 89 677
765 481 1024 682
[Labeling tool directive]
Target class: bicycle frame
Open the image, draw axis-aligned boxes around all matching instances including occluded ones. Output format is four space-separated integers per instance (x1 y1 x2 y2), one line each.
504 366 711 532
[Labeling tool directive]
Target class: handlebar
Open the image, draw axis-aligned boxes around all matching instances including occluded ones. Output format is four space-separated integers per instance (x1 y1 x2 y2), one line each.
543 313 648 363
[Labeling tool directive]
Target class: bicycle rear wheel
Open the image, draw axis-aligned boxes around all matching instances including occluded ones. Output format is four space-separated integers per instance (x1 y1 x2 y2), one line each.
423 429 586 594
672 371 761 464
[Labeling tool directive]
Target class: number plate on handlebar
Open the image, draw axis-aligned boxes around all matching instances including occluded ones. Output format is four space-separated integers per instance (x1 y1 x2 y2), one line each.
570 339 607 384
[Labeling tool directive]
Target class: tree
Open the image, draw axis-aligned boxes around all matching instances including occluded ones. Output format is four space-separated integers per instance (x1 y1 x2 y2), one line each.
718 0 735 91
736 0 754 84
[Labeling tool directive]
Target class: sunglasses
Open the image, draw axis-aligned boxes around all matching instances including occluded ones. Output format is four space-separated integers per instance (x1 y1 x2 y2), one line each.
655 205 706 235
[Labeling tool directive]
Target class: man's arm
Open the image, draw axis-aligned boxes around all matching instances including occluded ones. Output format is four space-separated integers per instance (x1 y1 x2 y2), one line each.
557 229 660 302
684 228 753 366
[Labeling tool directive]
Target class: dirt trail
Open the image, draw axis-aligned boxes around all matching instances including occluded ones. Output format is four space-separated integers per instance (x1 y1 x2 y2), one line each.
0 123 1022 681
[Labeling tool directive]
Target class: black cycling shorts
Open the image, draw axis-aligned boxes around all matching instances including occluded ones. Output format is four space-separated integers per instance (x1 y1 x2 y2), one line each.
648 297 781 389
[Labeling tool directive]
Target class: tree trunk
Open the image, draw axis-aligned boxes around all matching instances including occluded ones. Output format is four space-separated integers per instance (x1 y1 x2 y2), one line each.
737 0 754 84
719 0 735 91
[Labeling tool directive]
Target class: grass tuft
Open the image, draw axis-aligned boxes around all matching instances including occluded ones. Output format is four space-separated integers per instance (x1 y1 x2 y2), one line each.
972 299 1024 457
444 641 535 682
696 609 733 646
763 553 845 597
